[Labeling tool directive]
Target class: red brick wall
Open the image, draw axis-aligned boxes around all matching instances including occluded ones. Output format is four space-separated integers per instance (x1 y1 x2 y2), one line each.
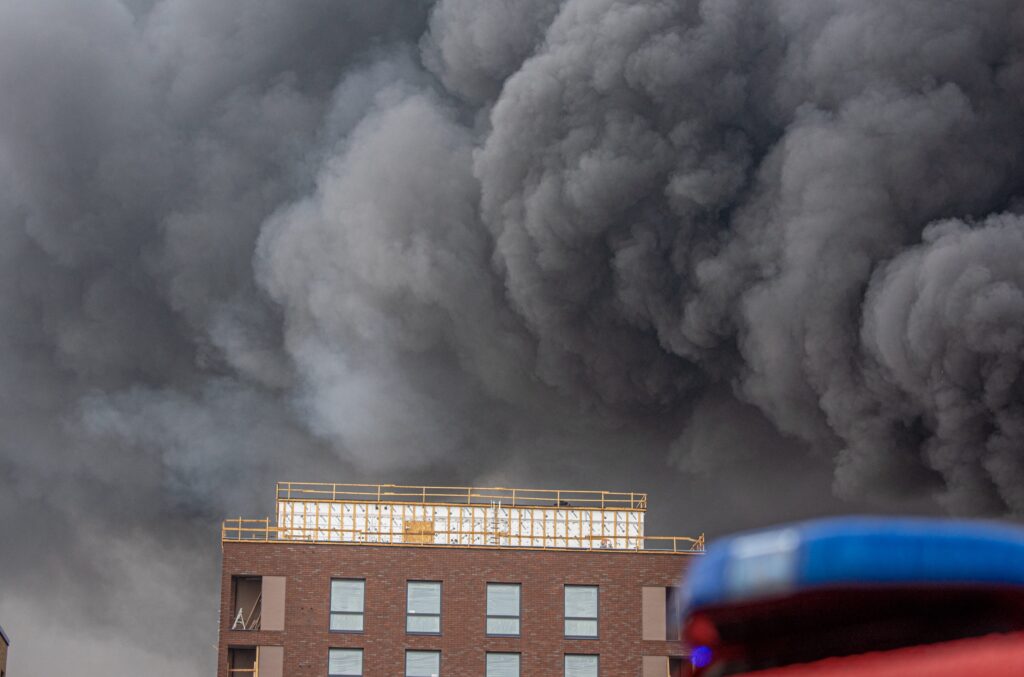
218 542 695 676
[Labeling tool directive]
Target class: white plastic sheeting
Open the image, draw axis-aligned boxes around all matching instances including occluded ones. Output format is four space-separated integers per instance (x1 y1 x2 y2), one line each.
277 500 644 549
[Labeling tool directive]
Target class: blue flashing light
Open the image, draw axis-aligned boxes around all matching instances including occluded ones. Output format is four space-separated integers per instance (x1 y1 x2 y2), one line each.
680 517 1024 620
691 646 713 668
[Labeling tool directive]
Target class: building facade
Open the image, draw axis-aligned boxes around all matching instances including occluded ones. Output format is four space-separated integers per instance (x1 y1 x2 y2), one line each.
1 623 9 677
219 483 702 677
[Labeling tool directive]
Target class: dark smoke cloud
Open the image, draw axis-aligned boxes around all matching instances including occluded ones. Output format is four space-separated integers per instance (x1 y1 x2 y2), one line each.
1 0 1023 673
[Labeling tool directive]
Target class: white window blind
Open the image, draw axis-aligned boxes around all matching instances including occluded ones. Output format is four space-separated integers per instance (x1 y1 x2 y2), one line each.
486 653 520 677
565 586 598 638
406 650 441 677
407 581 441 633
331 579 365 632
486 584 520 636
565 654 598 677
328 648 363 676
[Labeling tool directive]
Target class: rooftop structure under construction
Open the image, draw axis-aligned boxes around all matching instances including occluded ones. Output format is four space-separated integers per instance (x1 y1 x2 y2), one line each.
219 482 703 677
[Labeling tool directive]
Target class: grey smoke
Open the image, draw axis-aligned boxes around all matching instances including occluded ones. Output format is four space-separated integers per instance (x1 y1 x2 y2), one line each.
1 0 1023 674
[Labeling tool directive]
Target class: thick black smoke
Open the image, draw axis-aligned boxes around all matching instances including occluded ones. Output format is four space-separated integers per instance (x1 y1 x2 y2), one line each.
1 0 1023 674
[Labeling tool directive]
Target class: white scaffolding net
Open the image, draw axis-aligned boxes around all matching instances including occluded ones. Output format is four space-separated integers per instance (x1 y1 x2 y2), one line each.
276 500 645 550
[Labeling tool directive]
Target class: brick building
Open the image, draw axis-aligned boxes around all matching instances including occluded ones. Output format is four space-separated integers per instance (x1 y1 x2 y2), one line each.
219 483 703 677
1 623 9 677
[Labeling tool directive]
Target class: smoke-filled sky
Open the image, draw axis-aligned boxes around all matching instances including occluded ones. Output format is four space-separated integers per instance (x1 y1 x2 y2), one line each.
1 0 1023 673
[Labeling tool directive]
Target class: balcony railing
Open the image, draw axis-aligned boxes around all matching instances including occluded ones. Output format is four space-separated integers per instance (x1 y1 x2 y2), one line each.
222 518 704 553
276 482 648 511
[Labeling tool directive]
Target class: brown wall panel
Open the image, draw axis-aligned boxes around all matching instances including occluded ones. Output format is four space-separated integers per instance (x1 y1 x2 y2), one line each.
261 576 287 632
258 645 284 677
643 654 669 677
642 586 667 641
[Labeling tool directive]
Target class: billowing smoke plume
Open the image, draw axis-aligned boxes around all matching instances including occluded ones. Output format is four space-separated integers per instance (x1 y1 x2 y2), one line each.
1 0 1023 674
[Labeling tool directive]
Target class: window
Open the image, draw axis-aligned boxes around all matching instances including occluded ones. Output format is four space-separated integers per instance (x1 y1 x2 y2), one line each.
565 586 598 638
565 654 598 677
407 581 441 634
406 650 441 677
486 652 520 677
329 648 363 676
666 586 682 641
486 583 520 636
231 577 262 630
227 647 257 676
330 579 365 632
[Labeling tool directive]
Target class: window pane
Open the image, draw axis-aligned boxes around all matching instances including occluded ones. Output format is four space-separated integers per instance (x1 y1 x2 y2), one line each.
408 582 441 615
330 613 364 632
565 619 598 637
565 586 597 617
329 649 363 676
407 615 440 633
487 584 520 616
486 653 520 677
565 654 598 677
331 580 365 613
487 617 519 635
406 650 441 677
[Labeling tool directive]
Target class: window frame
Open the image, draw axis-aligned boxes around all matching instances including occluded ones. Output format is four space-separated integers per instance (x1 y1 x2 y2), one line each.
406 580 442 635
405 649 442 677
564 653 599 677
328 647 364 677
485 651 521 677
564 585 599 639
485 582 521 637
227 646 258 677
666 585 682 641
329 578 366 634
229 576 262 631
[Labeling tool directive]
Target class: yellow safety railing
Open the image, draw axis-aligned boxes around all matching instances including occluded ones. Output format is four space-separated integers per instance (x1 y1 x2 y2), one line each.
275 482 648 511
222 518 704 554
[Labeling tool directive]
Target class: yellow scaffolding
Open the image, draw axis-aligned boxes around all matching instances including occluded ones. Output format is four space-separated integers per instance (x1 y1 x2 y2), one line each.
275 482 648 510
222 516 704 554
